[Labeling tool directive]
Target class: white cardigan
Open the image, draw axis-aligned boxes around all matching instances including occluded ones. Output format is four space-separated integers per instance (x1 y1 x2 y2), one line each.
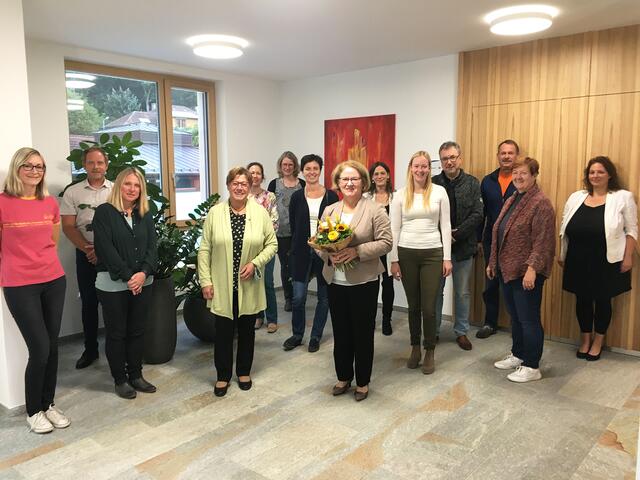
559 189 638 262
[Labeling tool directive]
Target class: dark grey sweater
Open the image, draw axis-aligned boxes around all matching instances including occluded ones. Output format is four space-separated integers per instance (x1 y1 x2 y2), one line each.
432 169 483 261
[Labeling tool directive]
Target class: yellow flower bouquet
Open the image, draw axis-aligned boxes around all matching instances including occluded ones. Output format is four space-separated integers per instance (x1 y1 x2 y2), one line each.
308 214 355 271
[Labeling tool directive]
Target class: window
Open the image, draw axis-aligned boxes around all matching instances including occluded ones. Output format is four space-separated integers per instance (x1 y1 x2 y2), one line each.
64 61 217 222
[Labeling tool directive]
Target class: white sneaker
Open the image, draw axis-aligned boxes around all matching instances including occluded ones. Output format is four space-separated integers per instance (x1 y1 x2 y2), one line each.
27 411 54 434
45 404 70 428
494 353 523 370
507 366 542 383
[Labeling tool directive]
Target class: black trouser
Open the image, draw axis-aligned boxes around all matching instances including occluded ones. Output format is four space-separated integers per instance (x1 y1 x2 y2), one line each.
76 248 99 355
482 239 500 329
576 295 612 335
277 236 293 301
380 254 394 320
214 291 257 382
97 286 152 385
328 280 379 388
3 276 66 416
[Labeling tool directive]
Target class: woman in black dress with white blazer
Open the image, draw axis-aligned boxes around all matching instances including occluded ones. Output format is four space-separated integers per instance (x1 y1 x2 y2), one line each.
559 156 638 361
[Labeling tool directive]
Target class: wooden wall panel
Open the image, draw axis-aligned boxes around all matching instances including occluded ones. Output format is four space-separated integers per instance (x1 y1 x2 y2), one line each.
468 101 562 328
458 24 640 352
590 25 640 96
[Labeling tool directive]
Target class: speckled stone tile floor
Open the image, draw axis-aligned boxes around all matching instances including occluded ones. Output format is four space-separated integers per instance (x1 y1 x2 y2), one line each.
0 301 638 480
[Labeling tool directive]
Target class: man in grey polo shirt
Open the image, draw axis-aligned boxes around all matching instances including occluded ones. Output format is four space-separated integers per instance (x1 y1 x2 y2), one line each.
61 147 113 369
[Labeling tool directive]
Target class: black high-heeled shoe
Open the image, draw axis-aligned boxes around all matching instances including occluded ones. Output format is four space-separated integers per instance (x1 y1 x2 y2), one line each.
214 382 229 397
585 352 601 361
332 380 352 396
576 349 589 359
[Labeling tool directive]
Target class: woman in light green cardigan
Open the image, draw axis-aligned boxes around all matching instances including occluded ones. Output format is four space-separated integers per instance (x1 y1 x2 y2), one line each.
198 167 277 397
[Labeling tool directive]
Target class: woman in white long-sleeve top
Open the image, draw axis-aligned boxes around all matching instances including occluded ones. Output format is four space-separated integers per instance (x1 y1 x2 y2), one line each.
559 156 638 361
389 151 452 375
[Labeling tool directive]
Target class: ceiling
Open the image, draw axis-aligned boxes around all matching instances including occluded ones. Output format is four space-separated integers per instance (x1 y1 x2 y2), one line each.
23 0 640 81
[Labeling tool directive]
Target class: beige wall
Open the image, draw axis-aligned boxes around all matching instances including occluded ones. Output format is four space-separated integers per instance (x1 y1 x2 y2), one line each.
457 25 640 352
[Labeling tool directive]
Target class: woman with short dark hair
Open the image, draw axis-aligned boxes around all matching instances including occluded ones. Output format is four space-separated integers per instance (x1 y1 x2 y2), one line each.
283 154 338 353
559 156 637 360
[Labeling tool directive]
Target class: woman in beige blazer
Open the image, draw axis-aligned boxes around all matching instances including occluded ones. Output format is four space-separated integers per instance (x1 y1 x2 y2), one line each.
319 160 392 401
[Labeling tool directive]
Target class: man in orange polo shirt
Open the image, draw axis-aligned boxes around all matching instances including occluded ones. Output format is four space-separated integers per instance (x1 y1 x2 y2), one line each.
476 139 519 338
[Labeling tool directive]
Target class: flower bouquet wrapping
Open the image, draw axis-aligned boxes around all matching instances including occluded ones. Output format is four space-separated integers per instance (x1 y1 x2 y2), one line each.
308 215 355 271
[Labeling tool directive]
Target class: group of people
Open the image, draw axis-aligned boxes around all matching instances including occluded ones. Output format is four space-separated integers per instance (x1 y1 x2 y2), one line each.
0 138 636 433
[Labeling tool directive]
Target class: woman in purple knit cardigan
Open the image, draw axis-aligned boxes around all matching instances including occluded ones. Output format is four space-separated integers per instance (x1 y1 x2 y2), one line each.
486 157 555 384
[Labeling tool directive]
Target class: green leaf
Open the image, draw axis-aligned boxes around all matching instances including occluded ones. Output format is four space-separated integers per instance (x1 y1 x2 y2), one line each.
112 135 121 145
128 140 143 148
99 133 109 144
122 131 132 144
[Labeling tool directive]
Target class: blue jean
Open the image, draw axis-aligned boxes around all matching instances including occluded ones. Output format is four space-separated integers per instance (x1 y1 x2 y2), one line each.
260 256 278 324
291 252 329 341
435 257 473 337
500 274 545 369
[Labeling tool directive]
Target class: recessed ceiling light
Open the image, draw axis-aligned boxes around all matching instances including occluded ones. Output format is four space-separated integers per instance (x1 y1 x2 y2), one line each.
67 98 85 111
186 34 249 59
484 4 559 36
66 72 96 89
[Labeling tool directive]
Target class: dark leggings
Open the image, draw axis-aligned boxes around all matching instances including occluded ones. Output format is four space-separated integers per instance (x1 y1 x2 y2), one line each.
576 295 612 335
380 254 394 320
3 276 66 416
277 236 293 301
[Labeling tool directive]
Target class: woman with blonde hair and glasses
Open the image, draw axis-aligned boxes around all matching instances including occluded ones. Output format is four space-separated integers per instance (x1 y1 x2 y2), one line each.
0 147 69 433
389 151 452 374
93 167 157 400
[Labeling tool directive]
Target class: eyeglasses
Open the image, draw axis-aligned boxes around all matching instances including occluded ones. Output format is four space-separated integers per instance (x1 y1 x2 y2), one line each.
230 182 249 189
21 164 46 172
339 177 361 184
440 155 460 163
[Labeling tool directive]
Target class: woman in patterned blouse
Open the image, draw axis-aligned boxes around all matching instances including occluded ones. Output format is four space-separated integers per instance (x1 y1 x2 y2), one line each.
248 162 279 332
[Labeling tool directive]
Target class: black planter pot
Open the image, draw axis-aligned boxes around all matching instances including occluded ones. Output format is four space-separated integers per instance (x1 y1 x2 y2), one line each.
183 295 216 342
144 276 177 364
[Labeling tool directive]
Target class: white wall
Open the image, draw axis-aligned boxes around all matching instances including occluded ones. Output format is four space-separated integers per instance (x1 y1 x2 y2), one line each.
24 39 282 336
278 55 459 311
0 0 32 409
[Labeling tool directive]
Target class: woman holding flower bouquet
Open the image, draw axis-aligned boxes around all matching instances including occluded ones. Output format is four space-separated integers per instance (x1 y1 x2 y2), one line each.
318 160 392 401
389 151 452 375
284 154 338 353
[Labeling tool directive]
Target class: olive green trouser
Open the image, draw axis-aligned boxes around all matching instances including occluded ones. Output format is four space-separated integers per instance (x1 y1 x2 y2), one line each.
398 246 443 350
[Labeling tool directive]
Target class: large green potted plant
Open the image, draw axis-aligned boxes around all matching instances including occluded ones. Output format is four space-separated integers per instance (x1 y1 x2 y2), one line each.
174 194 219 342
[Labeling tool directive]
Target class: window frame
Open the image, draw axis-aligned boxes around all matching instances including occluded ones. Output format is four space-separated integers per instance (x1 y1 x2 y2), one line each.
65 60 218 225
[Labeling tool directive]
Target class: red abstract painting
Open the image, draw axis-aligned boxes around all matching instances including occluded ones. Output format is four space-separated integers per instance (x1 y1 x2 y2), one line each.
324 114 396 189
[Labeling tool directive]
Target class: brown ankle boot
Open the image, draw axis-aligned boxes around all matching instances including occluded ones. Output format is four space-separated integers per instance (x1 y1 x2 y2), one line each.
407 345 421 369
422 348 435 374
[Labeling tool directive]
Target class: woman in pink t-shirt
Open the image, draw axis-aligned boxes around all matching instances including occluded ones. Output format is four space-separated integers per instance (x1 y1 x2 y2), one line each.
0 147 69 434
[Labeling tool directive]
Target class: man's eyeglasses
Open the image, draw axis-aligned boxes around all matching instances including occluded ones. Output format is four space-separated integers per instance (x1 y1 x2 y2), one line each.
440 155 460 163
21 164 46 173
339 177 361 184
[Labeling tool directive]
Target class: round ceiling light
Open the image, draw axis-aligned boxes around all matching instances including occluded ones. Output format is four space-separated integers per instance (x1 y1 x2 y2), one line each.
186 34 249 59
66 98 85 111
484 4 559 36
65 72 96 89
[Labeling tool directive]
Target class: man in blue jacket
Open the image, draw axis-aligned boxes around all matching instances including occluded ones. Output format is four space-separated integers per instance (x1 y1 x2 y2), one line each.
476 140 518 339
